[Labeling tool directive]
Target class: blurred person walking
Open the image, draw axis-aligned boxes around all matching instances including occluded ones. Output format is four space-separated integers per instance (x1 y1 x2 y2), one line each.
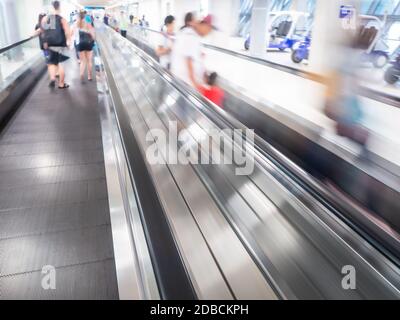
323 36 370 156
180 12 196 30
200 72 225 108
170 14 214 90
119 11 128 38
41 0 71 89
34 13 47 55
156 15 176 70
71 10 96 83
140 15 149 28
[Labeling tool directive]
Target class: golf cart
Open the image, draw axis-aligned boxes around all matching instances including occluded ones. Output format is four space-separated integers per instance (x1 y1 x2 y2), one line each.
244 11 310 52
358 15 390 68
291 15 390 67
384 54 400 84
291 33 311 63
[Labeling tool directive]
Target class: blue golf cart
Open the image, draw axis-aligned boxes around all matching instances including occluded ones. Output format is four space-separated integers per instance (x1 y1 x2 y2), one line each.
244 11 310 52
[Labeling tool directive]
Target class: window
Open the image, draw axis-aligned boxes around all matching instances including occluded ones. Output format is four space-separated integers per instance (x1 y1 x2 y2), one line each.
374 0 399 15
238 0 253 37
386 21 400 54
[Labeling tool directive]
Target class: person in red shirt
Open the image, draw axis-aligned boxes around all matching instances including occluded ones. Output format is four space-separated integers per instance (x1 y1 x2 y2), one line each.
200 72 225 108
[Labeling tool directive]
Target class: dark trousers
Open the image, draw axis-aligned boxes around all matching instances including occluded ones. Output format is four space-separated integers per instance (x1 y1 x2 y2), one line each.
121 30 127 38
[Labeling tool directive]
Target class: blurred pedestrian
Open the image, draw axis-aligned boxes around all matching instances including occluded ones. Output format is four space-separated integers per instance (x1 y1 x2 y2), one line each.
71 10 96 83
323 36 369 155
170 14 214 90
41 0 71 89
140 15 149 28
156 15 175 70
200 72 225 108
119 11 128 37
34 13 47 54
180 12 195 30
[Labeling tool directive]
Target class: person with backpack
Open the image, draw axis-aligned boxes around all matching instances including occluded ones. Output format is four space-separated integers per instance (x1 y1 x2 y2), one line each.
41 1 71 89
71 10 96 83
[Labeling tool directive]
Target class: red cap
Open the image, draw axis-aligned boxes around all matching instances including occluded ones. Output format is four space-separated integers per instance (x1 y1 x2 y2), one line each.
200 14 217 29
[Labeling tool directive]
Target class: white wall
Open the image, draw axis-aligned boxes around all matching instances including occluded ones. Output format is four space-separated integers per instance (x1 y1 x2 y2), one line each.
138 0 162 29
15 0 50 39
308 0 360 74
10 0 78 41
172 0 201 28
0 0 48 45
209 0 240 36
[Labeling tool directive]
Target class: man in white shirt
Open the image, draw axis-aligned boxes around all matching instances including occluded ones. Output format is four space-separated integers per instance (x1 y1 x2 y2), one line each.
170 15 214 90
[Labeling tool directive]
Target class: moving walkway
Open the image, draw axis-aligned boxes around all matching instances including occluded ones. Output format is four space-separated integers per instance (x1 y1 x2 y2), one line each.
95 26 400 299
0 36 118 299
0 25 399 300
126 25 400 263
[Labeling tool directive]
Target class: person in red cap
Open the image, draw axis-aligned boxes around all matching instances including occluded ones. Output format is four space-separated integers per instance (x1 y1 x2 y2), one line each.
170 14 215 91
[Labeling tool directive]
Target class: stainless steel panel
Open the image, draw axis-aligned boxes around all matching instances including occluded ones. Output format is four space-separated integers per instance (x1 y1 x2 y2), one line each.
96 48 159 300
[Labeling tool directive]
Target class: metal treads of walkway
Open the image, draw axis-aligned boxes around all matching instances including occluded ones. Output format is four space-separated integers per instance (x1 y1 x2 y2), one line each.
96 26 400 300
0 59 119 299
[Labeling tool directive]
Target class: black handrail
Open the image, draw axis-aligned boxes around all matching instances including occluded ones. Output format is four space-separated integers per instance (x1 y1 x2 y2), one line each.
203 42 324 81
128 25 321 81
0 36 37 55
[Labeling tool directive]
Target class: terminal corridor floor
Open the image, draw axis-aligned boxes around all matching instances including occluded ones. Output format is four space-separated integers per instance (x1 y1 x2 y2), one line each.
0 58 119 299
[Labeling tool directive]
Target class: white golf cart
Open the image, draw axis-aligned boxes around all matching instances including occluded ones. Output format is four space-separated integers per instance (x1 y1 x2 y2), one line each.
244 11 310 51
357 14 390 68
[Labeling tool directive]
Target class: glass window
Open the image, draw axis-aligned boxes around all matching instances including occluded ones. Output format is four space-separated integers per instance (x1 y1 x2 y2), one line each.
307 0 317 14
0 2 7 47
270 0 292 11
361 0 374 14
386 21 400 54
374 0 399 15
238 0 253 37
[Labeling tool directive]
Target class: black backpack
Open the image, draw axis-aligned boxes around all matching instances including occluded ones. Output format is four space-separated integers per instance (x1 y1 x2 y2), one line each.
42 15 67 48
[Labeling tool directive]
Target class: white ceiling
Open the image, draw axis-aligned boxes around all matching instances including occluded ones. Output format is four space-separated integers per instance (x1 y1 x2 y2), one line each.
76 0 121 7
